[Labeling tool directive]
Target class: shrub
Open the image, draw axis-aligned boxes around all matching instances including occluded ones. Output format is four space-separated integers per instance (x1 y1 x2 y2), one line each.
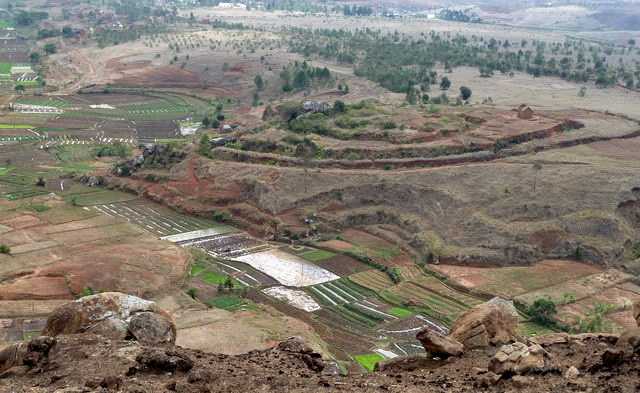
574 303 616 333
289 113 331 135
631 242 640 259
381 121 397 130
198 134 210 156
459 86 472 101
212 210 231 223
335 116 367 129
528 297 557 327
0 244 10 254
94 143 131 158
81 287 95 297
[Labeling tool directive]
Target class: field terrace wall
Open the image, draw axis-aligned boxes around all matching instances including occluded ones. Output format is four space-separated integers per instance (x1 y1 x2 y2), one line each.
210 122 640 171
211 147 497 170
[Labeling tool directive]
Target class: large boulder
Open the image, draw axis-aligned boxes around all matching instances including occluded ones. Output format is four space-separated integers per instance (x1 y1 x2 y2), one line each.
416 329 464 358
489 342 550 375
449 298 519 349
616 328 640 351
43 292 176 345
633 300 640 327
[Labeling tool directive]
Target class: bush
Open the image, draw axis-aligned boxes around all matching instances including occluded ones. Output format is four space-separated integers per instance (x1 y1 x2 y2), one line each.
212 210 231 223
460 86 472 101
333 100 346 113
631 242 640 259
198 134 210 156
81 287 95 297
574 303 616 333
335 116 367 129
0 244 10 254
381 121 397 130
94 143 131 158
528 298 557 326
288 113 331 135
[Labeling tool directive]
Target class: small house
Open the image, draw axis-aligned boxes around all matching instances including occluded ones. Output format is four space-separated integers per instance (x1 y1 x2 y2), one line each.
517 104 534 120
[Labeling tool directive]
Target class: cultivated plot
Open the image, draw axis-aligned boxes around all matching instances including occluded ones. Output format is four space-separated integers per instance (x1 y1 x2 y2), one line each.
234 248 339 287
263 286 321 312
92 200 220 237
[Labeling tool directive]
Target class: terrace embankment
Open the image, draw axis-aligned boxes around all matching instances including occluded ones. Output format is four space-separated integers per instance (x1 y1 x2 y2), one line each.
104 127 640 267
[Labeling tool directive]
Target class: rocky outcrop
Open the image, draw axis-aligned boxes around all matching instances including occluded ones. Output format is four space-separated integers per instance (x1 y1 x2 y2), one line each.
276 337 325 372
2 329 640 392
43 292 176 345
374 355 439 372
449 298 519 349
416 329 464 358
114 144 187 176
0 336 56 374
488 342 551 375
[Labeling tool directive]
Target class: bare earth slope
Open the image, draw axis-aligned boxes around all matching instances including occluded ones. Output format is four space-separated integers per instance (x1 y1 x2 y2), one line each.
106 132 640 267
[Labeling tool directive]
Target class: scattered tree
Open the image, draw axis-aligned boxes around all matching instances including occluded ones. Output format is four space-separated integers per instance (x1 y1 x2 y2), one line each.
578 86 587 97
0 244 10 255
532 162 542 192
44 43 57 54
198 134 210 156
254 74 264 91
459 86 472 101
62 26 74 38
405 87 418 104
224 275 234 290
333 100 346 113
29 52 41 64
440 76 451 90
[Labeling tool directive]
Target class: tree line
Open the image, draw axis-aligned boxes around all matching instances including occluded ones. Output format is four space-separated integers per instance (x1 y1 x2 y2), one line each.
286 27 640 93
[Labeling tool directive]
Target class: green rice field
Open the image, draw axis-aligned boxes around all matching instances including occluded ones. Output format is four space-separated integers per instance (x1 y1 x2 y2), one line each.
354 353 384 372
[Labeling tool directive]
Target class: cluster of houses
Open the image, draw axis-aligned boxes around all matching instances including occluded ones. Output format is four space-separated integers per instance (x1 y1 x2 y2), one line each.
215 2 248 10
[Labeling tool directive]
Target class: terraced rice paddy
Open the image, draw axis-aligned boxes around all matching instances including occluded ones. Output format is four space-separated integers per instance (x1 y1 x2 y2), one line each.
15 97 70 108
262 286 321 312
206 295 250 311
0 135 41 143
235 248 339 287
0 170 48 200
383 281 471 325
410 275 484 307
309 279 398 331
348 270 394 292
92 200 221 237
195 234 269 258
353 353 384 372
210 259 278 287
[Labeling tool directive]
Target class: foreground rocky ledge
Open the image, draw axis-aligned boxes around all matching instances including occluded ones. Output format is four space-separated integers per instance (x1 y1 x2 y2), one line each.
2 293 640 392
2 331 640 393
